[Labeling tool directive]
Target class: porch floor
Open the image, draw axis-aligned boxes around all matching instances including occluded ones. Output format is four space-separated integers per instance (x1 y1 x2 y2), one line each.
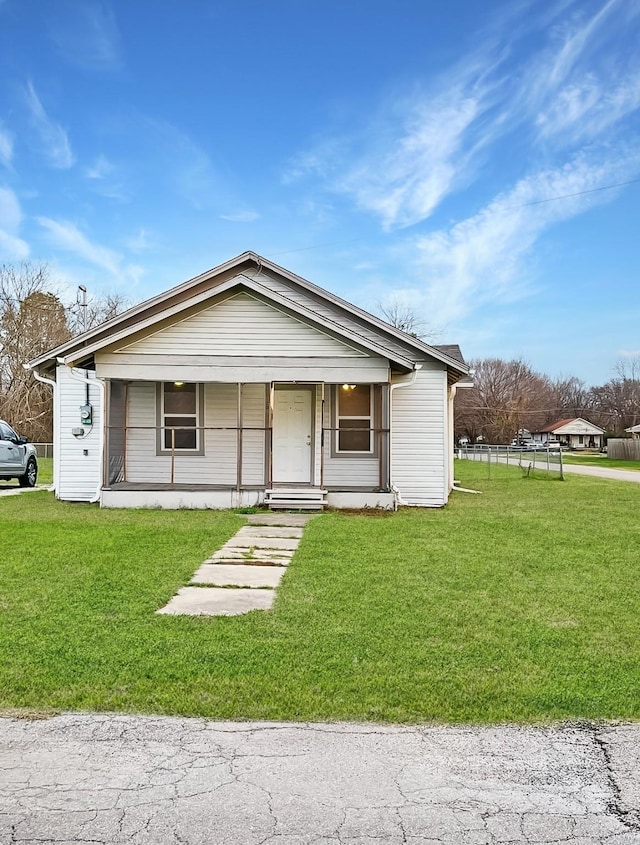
106 482 262 492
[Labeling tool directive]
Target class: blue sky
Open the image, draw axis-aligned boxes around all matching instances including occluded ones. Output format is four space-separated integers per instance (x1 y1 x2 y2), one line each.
0 0 639 385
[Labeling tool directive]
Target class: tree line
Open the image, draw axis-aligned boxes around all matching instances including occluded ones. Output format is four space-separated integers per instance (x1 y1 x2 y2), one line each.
0 262 129 442
454 356 640 444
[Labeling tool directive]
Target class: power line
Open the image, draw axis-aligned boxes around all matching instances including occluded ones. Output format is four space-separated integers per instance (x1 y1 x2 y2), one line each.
512 176 640 209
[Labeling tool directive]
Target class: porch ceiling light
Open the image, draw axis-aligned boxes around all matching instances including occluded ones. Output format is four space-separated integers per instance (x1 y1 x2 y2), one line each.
174 381 185 387
341 383 356 391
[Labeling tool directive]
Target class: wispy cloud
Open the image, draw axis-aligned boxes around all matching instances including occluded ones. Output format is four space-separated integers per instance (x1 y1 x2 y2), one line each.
83 154 129 201
23 81 74 169
49 0 122 72
412 149 640 325
286 0 640 233
37 217 143 286
219 210 260 223
124 228 152 252
84 154 115 180
0 124 14 169
0 187 29 259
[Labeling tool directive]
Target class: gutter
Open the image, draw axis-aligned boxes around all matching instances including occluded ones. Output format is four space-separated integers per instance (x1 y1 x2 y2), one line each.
60 359 106 504
24 364 58 494
389 364 422 508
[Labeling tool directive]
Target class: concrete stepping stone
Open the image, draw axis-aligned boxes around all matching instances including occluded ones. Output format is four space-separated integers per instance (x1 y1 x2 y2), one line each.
156 587 274 616
156 512 319 618
223 535 300 550
236 525 303 539
191 564 285 588
208 549 294 564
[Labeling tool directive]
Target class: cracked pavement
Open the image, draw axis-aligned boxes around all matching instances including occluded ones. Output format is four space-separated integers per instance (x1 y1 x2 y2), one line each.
1 715 640 844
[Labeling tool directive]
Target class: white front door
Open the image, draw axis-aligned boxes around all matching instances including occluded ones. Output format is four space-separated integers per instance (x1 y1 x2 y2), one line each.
272 388 313 483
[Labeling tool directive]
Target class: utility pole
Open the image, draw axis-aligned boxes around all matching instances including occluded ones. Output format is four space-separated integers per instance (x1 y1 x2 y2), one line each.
78 285 87 333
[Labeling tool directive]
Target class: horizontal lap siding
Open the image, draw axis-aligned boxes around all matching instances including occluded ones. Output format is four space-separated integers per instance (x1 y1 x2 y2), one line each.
124 382 265 487
241 384 266 486
121 292 365 358
391 367 447 506
57 366 102 501
255 271 421 362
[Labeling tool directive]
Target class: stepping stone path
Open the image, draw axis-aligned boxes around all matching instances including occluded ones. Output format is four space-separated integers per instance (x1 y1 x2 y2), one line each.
156 512 318 617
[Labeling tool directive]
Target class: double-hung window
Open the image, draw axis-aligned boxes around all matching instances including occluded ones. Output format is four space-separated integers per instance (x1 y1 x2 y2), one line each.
161 382 200 451
336 384 373 453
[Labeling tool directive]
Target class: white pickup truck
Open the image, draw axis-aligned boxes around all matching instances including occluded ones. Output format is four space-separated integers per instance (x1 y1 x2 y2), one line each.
0 420 38 487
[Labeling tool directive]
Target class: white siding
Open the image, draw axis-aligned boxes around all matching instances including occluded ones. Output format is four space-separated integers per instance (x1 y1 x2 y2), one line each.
321 388 380 489
254 271 423 362
57 366 102 502
120 292 366 358
123 382 266 487
96 354 389 384
241 384 267 486
391 366 448 507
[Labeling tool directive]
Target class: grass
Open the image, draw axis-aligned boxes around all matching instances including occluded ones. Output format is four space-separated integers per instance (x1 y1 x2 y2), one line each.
1 461 639 724
0 456 53 487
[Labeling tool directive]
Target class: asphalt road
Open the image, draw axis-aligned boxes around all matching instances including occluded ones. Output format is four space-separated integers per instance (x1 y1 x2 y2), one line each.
1 714 640 844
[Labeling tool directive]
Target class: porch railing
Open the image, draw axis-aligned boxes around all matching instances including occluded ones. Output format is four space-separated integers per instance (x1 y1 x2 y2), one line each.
105 424 390 490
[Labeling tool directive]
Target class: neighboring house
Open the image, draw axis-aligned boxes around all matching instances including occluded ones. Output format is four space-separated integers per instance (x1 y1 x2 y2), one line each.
531 417 605 450
625 424 640 438
27 252 470 510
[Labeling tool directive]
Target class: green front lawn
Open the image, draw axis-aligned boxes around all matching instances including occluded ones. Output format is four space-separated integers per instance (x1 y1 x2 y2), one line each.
1 461 639 724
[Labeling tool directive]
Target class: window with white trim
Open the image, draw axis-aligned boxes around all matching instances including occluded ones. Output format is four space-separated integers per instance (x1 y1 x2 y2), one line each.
336 384 373 453
161 382 199 451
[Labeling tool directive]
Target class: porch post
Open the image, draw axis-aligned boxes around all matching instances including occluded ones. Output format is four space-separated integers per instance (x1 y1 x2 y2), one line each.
237 382 243 492
381 383 391 490
267 382 274 487
320 382 325 489
103 379 111 492
123 381 129 482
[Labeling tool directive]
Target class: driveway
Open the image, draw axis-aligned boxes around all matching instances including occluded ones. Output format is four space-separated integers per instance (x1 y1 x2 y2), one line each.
1 713 639 844
0 485 48 497
554 462 640 483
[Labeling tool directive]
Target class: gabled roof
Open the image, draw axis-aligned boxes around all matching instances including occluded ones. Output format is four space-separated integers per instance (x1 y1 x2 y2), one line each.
536 417 605 435
27 251 469 378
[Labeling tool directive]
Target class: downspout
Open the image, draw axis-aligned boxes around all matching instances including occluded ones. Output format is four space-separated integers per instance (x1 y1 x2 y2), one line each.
60 359 107 504
24 364 58 493
389 363 422 507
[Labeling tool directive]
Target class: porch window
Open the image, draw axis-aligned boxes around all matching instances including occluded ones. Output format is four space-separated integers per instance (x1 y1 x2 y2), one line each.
336 384 373 453
159 382 202 452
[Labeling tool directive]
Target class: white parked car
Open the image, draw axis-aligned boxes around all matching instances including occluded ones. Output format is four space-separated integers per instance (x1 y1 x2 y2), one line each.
0 420 38 487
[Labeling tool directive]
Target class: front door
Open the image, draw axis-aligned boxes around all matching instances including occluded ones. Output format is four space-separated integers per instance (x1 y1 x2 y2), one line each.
272 388 313 483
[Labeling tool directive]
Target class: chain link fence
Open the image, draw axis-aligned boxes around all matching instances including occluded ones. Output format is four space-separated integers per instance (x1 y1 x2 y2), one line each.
458 444 564 480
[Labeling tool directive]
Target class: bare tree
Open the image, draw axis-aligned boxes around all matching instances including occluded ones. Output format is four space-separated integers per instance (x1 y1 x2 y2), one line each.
454 357 552 444
67 290 131 335
590 358 640 433
0 263 132 440
377 297 439 341
0 263 71 440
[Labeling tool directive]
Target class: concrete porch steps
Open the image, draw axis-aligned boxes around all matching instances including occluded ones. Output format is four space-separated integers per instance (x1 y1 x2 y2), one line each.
264 487 327 511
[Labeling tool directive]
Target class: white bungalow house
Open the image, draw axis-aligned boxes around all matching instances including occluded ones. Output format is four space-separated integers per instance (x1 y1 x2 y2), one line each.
625 424 640 438
531 417 605 450
27 252 470 510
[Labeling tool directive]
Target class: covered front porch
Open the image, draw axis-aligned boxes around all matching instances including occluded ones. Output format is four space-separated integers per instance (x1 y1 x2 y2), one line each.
102 379 394 510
